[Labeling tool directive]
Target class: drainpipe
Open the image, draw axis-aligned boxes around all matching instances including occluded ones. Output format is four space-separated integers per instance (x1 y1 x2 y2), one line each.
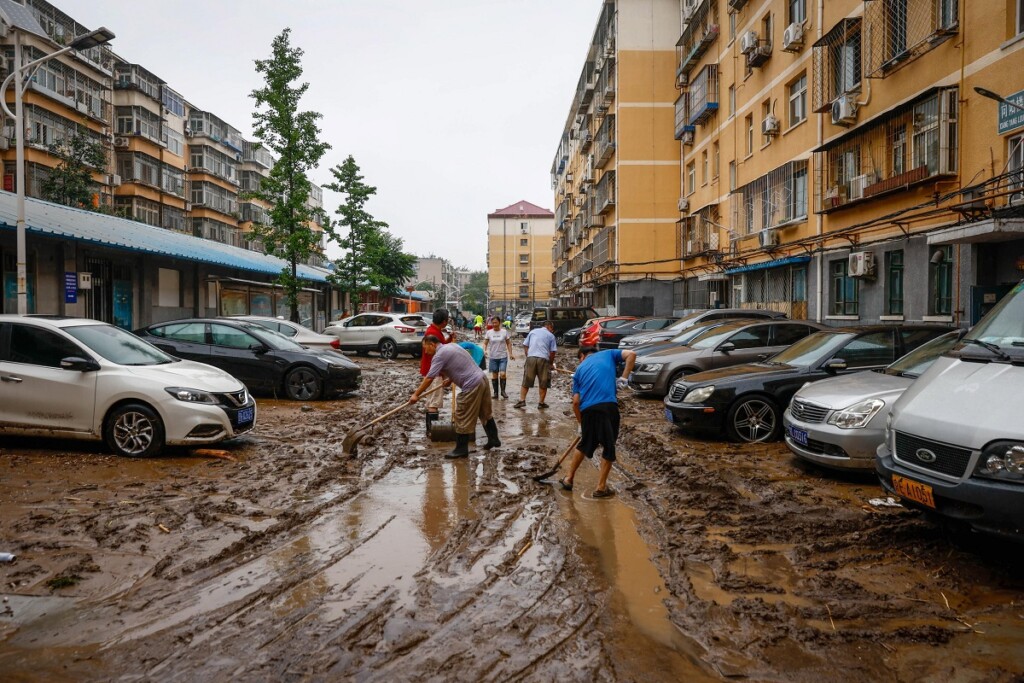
955 0 967 327
815 0 825 323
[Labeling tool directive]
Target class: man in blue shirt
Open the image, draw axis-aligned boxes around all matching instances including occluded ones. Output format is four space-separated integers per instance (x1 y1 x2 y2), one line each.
515 321 558 409
559 345 636 498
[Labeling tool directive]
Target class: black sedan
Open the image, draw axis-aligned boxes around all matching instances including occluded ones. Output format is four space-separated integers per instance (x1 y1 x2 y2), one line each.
561 325 585 347
663 325 950 443
134 318 361 400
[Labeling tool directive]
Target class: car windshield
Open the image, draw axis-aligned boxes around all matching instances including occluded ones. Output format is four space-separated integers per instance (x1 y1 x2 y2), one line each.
240 323 306 351
670 321 729 346
66 324 176 365
965 281 1024 354
604 319 635 329
689 322 748 350
884 331 961 378
769 331 853 367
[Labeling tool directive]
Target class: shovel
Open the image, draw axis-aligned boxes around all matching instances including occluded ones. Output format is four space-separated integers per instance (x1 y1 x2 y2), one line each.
342 384 443 456
532 435 582 482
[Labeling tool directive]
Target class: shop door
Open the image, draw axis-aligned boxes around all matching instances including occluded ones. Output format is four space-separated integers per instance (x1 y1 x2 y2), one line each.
84 258 133 329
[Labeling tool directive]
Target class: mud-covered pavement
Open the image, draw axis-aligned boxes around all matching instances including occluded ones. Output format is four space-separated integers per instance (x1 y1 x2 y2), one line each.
2 349 1024 682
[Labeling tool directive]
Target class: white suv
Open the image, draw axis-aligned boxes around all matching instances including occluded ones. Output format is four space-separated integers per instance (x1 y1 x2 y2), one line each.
0 315 256 457
323 312 427 359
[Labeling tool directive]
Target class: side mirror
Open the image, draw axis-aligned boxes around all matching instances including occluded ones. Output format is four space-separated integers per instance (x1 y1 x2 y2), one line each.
718 341 736 353
757 353 769 361
60 356 100 372
824 357 848 373
249 343 270 354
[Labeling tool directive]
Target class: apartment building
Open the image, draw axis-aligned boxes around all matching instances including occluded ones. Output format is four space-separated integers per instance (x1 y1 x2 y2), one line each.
675 0 1024 325
550 0 683 316
487 200 554 314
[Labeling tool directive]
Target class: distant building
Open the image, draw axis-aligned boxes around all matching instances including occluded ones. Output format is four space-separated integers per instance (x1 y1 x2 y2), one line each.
487 200 555 314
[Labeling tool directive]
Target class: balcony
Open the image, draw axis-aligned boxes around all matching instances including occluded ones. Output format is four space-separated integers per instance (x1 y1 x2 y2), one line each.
679 205 721 259
864 0 959 78
594 171 616 215
593 226 615 267
595 115 616 168
687 64 719 127
731 161 809 235
676 0 719 77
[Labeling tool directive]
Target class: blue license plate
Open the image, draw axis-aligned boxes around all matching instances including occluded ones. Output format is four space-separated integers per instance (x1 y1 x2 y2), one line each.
787 424 808 446
417 331 424 336
236 406 255 425
664 407 675 424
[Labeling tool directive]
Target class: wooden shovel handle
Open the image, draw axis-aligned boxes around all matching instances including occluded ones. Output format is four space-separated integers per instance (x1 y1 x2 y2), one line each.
362 384 444 430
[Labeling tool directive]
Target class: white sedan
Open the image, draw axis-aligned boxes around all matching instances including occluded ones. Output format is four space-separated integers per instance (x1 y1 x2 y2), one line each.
0 315 256 457
227 315 345 353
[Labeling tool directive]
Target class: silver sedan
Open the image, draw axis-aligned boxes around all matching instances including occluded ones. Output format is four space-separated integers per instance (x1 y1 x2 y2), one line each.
227 316 344 354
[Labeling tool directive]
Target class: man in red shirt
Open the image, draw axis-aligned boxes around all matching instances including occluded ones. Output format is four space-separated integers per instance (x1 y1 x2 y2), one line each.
420 308 453 432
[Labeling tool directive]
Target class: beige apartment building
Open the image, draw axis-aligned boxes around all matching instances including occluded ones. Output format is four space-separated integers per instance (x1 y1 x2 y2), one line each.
550 0 683 316
487 200 554 315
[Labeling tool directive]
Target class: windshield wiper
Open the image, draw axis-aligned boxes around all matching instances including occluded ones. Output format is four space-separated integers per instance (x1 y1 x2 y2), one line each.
961 338 1012 362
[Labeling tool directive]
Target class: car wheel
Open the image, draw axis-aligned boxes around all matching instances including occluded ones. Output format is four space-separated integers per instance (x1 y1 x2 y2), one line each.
666 369 690 393
726 395 780 443
379 338 399 360
104 403 165 458
284 366 323 401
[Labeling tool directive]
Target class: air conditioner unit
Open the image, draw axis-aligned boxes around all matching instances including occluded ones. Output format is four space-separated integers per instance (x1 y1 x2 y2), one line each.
848 174 870 200
831 95 858 126
740 30 759 54
682 0 697 23
762 114 780 136
848 251 876 277
681 130 695 145
184 201 192 211
108 174 121 187
782 22 804 52
574 196 585 207
758 228 779 248
678 197 689 212
566 172 574 183
184 125 193 136
113 136 130 148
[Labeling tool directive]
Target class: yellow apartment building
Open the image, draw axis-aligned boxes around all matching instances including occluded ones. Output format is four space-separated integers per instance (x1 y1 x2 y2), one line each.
551 0 683 316
487 200 554 315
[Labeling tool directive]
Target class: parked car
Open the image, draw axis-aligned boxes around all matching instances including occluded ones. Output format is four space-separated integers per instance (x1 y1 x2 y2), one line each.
629 320 823 397
632 318 768 358
134 318 360 400
618 308 787 348
227 315 345 353
877 283 1024 538
323 312 428 359
562 325 586 347
0 315 256 457
783 330 963 470
580 316 638 348
663 325 951 443
595 316 678 349
528 306 599 340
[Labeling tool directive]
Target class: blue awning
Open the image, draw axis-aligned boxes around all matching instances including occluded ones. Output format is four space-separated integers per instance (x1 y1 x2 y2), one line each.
723 255 810 275
0 191 332 283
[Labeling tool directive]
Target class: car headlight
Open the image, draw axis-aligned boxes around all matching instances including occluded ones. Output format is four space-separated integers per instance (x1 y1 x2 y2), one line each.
165 387 217 404
975 442 1024 482
827 398 885 429
638 363 663 372
682 385 715 403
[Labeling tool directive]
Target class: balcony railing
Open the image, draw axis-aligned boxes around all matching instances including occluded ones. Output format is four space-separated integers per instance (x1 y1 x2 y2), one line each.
679 204 721 259
594 171 616 215
676 0 719 77
595 115 615 168
687 64 719 127
731 161 809 234
864 0 958 78
593 226 615 267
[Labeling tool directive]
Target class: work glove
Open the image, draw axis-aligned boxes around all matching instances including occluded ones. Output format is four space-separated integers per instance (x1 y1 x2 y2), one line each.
616 377 628 391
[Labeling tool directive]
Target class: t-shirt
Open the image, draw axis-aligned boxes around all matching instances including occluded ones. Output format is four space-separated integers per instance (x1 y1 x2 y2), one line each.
427 342 484 391
484 328 511 359
523 327 557 359
572 349 624 412
474 315 484 328
457 341 485 368
419 323 449 376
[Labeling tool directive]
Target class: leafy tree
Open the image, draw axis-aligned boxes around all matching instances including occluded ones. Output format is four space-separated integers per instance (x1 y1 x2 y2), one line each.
41 128 105 208
249 28 330 322
366 229 417 298
461 270 489 312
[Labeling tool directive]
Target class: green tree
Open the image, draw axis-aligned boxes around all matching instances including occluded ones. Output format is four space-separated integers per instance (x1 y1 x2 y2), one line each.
461 270 489 312
366 230 417 299
41 128 106 208
249 28 330 322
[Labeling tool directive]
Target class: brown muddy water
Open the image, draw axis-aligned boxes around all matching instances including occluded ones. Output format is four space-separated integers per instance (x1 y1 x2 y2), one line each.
2 351 1024 681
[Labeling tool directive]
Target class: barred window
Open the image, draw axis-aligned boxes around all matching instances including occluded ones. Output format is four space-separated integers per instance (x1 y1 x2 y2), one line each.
830 259 859 316
812 19 861 112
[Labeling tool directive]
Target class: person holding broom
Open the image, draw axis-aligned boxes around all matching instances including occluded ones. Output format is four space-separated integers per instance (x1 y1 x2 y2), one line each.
557 345 636 498
410 335 501 458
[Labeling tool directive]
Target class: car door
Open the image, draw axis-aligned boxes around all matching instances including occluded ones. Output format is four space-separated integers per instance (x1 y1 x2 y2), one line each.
711 324 773 369
767 323 817 357
209 323 278 392
833 330 897 372
0 322 97 433
147 321 211 361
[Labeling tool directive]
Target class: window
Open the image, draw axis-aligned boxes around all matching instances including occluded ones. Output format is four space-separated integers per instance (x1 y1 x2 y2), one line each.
519 254 529 264
729 11 737 40
7 325 82 367
886 249 904 315
728 85 736 116
789 165 808 220
712 141 720 178
725 326 771 350
520 271 529 281
1010 135 1024 194
912 95 940 174
928 245 953 316
812 19 862 111
520 221 529 234
687 161 696 195
789 0 806 24
520 238 528 247
519 285 529 298
831 259 858 315
788 73 807 127
886 0 908 61
745 115 754 156
729 160 737 190
761 100 773 146
701 150 708 185
833 31 861 97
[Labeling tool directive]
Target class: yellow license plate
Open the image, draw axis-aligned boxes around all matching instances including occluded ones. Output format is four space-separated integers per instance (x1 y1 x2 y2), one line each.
892 475 936 509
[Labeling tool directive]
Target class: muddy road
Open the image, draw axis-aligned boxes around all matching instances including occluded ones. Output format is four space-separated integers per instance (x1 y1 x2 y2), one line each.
2 350 1024 682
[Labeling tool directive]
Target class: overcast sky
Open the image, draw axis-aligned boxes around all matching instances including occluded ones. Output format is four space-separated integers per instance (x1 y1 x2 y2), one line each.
56 0 600 271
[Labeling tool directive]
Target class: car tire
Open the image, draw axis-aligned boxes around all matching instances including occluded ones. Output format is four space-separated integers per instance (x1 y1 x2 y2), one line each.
665 369 690 395
725 394 781 443
284 366 323 401
104 403 165 458
379 338 399 360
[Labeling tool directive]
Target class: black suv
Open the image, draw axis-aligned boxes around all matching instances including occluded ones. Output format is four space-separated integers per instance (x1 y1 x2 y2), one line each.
528 307 599 339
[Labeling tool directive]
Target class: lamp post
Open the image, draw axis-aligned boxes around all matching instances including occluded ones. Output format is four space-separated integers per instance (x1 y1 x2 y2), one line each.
974 86 1024 113
0 26 114 314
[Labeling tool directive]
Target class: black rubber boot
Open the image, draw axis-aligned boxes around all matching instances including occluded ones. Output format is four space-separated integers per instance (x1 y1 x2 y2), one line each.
482 419 501 450
491 378 499 398
446 433 470 459
425 411 438 434
499 378 508 399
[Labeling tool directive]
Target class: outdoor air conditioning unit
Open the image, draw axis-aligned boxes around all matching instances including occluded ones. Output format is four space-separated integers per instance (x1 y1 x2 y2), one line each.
782 22 804 52
758 228 779 248
740 30 759 54
574 196 585 207
108 174 121 187
184 125 193 136
762 114 780 136
831 95 858 126
113 136 130 148
678 197 689 212
849 174 870 200
184 201 192 211
681 130 695 145
848 251 876 277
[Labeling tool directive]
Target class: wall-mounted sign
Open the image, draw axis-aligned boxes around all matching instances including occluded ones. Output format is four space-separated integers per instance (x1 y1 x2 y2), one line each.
64 272 77 304
78 272 92 290
997 89 1024 135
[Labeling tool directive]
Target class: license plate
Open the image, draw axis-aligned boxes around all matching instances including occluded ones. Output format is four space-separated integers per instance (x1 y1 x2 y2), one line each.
417 331 424 337
892 474 935 508
664 407 675 424
787 424 808 446
236 406 255 425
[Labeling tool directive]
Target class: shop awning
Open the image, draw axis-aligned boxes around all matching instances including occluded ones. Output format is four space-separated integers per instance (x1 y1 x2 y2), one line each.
723 255 810 275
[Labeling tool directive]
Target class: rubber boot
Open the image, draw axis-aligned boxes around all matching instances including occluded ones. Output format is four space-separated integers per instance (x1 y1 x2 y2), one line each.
446 433 470 459
482 419 501 450
425 411 438 435
499 378 508 399
491 378 499 398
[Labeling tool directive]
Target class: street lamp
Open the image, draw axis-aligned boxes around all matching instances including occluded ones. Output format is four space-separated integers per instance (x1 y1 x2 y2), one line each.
0 25 115 314
974 86 1024 113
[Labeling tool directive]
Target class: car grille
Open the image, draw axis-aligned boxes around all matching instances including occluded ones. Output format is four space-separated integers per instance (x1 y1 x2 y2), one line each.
217 389 250 408
893 431 973 478
668 384 687 402
798 436 848 458
790 399 830 423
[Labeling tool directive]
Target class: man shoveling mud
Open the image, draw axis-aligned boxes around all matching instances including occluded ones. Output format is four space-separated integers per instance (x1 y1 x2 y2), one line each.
558 345 636 498
410 335 500 458
420 309 454 434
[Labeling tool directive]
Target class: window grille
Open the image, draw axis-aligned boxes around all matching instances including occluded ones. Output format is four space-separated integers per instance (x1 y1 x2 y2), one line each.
595 115 616 168
594 171 616 215
730 161 809 235
680 204 722 258
594 227 612 266
676 0 720 77
812 19 862 112
864 0 958 78
687 64 720 127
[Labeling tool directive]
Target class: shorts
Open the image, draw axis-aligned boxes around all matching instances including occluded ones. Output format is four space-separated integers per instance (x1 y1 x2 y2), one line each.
455 381 492 434
579 402 620 462
488 357 508 373
522 356 551 389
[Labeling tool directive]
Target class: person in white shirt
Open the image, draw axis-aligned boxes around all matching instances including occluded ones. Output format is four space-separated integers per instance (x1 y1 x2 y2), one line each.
483 316 514 398
516 321 557 409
